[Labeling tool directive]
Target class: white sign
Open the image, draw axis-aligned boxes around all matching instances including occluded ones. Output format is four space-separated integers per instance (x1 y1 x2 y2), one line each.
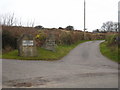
22 40 34 46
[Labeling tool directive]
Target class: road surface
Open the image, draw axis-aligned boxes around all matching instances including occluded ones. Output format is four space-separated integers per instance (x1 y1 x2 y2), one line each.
2 40 118 88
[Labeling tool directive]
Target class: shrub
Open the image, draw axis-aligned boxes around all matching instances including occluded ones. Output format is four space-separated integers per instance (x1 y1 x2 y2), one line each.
2 30 18 51
35 31 47 46
34 25 44 29
65 25 74 30
58 27 64 29
59 31 74 45
2 26 107 53
105 34 118 46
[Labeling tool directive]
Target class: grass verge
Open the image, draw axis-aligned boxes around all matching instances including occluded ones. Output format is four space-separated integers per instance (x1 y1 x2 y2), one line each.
2 40 90 61
0 55 2 59
0 52 2 59
100 41 119 63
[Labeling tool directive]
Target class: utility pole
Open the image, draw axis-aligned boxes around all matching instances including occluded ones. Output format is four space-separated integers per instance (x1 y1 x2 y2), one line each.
118 2 120 46
84 0 86 40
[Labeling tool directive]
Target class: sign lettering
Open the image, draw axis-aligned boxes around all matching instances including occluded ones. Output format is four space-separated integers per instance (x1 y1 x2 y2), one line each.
22 40 34 46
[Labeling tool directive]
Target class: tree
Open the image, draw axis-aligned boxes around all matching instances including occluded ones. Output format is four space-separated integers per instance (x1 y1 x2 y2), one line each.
58 27 64 29
65 25 74 30
34 25 44 29
113 22 118 32
0 13 35 27
26 19 35 27
101 21 118 32
93 29 100 33
0 13 16 26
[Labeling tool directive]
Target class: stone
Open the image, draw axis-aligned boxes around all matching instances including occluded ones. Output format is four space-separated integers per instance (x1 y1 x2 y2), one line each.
17 34 38 57
42 32 56 52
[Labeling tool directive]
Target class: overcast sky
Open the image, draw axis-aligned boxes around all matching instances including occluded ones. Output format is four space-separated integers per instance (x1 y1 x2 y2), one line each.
0 0 119 31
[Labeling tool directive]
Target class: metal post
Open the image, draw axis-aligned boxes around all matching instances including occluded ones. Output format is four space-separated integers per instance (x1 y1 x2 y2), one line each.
118 2 120 46
84 0 86 40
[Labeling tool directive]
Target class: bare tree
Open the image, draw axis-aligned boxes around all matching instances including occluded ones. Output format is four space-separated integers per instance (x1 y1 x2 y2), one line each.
31 19 35 27
101 21 118 32
17 18 23 26
113 22 118 32
0 13 16 26
0 13 35 27
26 20 35 27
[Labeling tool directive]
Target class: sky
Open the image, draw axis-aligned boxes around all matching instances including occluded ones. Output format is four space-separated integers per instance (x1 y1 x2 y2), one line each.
0 0 119 32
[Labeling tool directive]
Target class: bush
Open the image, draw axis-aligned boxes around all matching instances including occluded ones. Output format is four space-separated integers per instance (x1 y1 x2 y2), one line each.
34 25 44 29
35 31 47 46
65 25 74 30
2 26 107 53
59 31 78 45
58 27 64 29
2 30 18 51
105 34 118 46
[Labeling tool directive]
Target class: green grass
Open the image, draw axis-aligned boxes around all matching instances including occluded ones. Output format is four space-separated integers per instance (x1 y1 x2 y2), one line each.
100 41 119 63
2 40 89 61
0 55 2 59
0 52 2 59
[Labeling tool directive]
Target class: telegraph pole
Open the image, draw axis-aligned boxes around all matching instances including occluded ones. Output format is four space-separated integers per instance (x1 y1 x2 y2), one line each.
84 0 86 40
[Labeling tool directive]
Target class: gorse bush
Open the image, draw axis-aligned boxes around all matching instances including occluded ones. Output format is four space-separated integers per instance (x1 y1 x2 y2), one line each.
35 31 47 46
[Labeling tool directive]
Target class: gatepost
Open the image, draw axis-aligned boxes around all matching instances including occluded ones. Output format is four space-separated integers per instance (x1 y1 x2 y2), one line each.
17 34 38 57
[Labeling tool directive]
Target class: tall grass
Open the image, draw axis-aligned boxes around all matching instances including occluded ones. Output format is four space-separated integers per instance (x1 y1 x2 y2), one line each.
100 34 119 63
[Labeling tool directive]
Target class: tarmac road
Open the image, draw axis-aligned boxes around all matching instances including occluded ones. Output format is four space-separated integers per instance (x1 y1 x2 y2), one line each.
2 40 118 88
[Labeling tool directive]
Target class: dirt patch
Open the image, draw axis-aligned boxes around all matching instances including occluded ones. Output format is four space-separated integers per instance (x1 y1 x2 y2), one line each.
3 77 50 88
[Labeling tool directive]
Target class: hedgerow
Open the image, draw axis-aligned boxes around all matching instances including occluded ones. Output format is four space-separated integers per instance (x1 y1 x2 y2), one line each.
2 26 106 53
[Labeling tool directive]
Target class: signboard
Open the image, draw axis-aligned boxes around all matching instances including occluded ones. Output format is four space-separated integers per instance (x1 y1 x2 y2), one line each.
22 40 34 46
